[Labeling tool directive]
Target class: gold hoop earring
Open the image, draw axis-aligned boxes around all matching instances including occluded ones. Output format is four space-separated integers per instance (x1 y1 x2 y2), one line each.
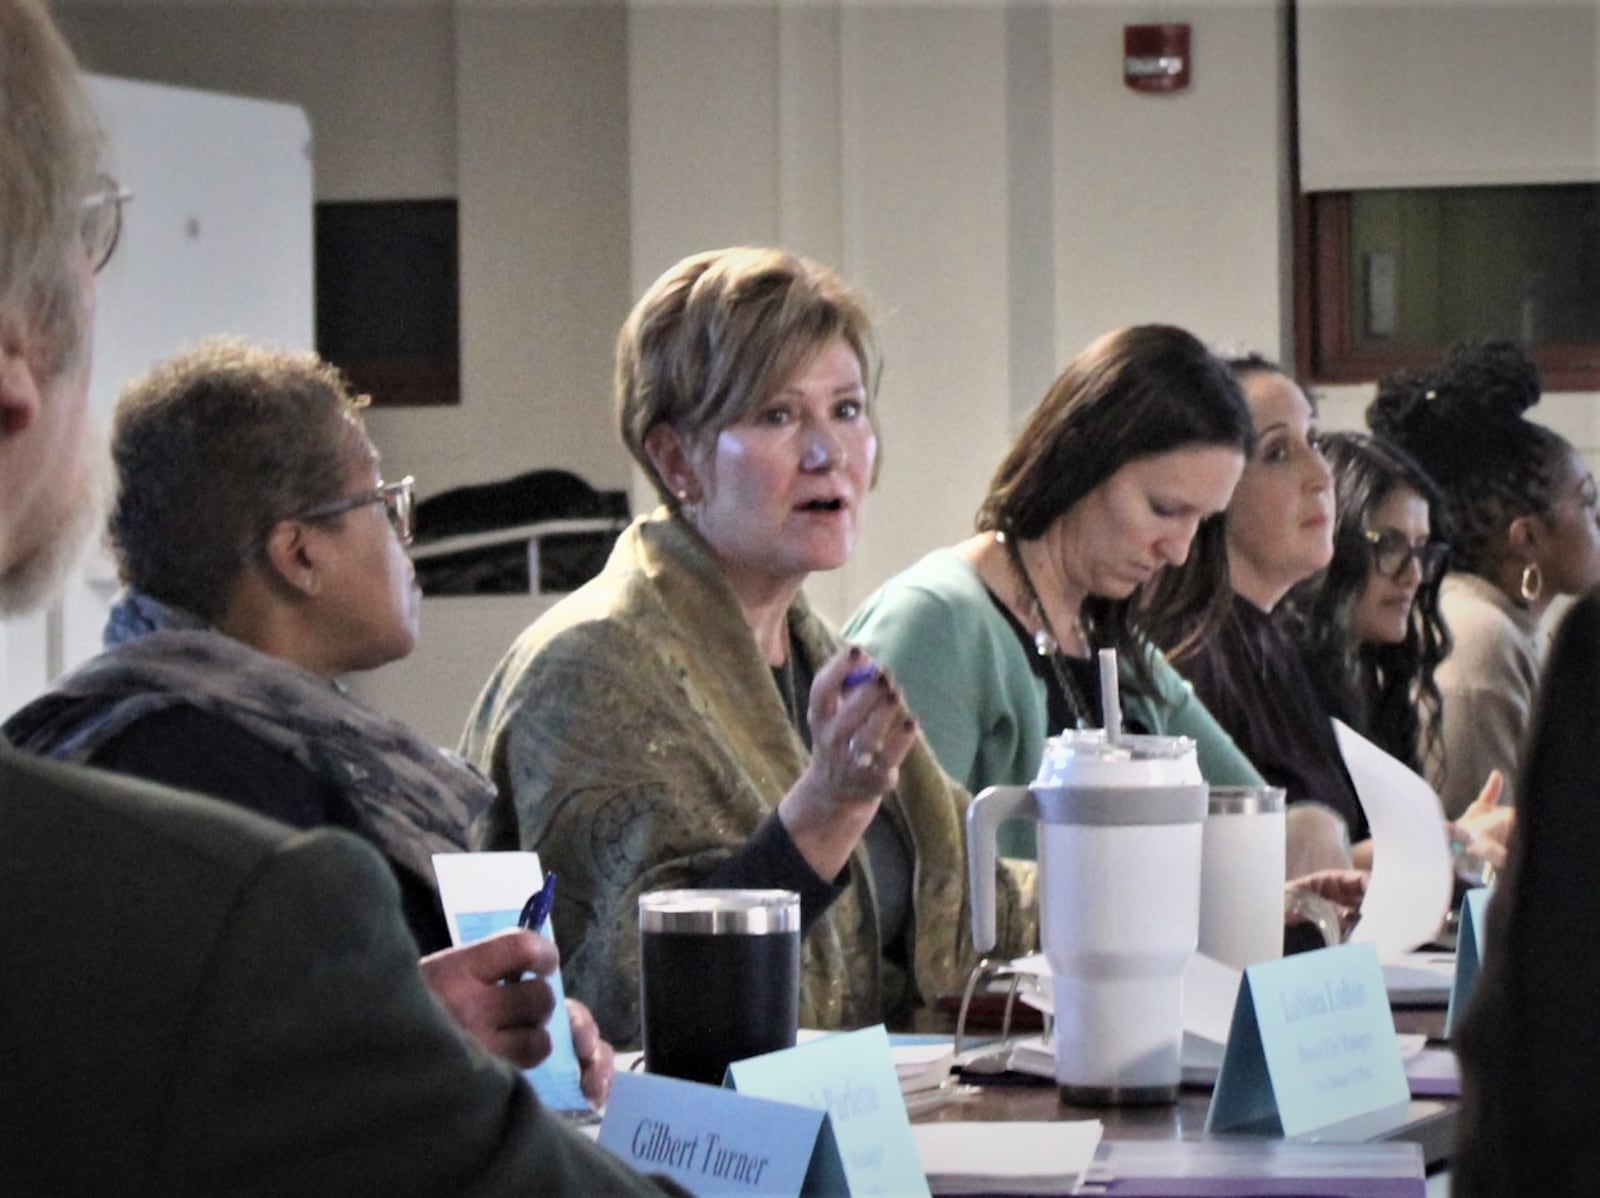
1520 562 1544 603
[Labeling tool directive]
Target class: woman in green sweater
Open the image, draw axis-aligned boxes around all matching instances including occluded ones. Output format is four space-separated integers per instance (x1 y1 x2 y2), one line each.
846 325 1263 857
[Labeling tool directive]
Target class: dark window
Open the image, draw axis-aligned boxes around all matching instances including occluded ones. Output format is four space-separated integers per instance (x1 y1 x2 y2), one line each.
315 199 460 406
1297 186 1600 391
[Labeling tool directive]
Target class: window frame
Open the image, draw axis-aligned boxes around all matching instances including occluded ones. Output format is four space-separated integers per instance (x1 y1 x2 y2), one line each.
1294 189 1600 393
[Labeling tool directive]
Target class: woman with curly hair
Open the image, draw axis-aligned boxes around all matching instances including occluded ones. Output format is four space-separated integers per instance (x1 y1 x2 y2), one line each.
1371 342 1600 816
1279 431 1452 776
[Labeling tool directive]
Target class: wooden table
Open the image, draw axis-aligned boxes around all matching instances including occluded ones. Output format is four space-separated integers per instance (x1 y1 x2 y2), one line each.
912 1004 1457 1172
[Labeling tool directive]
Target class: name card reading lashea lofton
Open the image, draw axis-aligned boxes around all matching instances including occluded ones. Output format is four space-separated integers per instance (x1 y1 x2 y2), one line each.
727 1025 930 1198
1207 942 1410 1136
598 1071 842 1196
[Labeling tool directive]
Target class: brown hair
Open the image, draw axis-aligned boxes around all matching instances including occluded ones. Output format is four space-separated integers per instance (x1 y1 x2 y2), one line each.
978 325 1255 687
616 246 880 506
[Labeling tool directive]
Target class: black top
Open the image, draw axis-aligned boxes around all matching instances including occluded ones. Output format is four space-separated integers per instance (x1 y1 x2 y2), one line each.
1174 594 1369 843
1455 587 1600 1196
989 588 1152 738
90 705 456 954
767 635 908 947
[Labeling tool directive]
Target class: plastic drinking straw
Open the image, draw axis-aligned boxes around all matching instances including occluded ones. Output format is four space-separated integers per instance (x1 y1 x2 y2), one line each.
1098 648 1122 744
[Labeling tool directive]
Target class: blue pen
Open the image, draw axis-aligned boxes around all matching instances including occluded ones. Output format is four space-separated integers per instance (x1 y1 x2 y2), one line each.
519 871 558 932
843 663 878 690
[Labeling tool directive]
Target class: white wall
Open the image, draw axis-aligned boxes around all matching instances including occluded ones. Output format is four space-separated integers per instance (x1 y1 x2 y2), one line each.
58 0 636 502
51 0 1305 635
58 0 1596 654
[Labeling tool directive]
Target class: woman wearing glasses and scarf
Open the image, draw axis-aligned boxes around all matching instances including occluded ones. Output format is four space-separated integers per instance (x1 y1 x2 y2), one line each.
3 337 621 1099
3 337 466 944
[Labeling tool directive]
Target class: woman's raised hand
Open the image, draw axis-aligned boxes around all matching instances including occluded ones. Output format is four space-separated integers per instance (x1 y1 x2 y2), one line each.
806 646 918 803
1450 769 1514 873
778 646 917 881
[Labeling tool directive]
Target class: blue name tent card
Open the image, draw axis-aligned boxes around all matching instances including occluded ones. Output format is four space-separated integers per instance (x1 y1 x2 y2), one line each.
727 1024 930 1198
1445 887 1491 1038
1207 943 1411 1137
599 1071 844 1196
431 852 587 1112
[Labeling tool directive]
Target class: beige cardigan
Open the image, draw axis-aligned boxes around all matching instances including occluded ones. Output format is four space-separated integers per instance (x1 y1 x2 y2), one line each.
463 509 1033 1045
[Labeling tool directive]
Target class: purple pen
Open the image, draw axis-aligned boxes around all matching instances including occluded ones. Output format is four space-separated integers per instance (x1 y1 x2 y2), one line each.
843 663 878 691
519 871 558 931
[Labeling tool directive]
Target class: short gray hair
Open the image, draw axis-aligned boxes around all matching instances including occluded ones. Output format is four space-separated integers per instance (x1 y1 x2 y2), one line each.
110 337 370 621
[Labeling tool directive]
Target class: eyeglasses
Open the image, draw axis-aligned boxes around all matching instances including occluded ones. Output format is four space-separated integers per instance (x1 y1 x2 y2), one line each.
80 174 132 274
295 476 416 546
1363 528 1448 583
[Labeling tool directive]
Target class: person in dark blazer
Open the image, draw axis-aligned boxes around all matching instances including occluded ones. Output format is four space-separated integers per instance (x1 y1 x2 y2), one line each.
1455 586 1600 1195
0 3 672 1193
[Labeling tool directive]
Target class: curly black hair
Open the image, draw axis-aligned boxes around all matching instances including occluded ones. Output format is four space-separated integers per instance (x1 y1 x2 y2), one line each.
1368 341 1567 579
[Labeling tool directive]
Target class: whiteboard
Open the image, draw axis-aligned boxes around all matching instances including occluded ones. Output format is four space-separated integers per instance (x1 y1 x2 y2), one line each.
1 76 313 719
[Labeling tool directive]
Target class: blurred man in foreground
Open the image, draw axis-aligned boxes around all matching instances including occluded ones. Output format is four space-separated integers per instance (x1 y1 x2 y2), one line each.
0 3 667 1192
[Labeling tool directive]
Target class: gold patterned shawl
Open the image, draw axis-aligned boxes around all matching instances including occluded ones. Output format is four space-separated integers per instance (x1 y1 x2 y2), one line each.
463 508 1033 1046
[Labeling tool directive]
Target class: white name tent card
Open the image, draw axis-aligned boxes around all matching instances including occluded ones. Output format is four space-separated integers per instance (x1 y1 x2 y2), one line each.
1207 943 1411 1137
431 851 586 1112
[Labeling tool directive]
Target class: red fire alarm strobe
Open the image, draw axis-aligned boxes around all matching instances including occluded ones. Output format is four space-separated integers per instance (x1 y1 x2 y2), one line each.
1124 23 1191 93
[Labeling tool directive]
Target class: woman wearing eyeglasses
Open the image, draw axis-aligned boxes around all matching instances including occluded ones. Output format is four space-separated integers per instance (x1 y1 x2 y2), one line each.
1371 342 1600 818
5 336 622 1099
1278 432 1451 777
1168 357 1510 877
5 337 454 953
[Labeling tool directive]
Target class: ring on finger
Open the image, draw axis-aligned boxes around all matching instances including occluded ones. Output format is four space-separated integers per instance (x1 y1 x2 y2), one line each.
847 735 878 770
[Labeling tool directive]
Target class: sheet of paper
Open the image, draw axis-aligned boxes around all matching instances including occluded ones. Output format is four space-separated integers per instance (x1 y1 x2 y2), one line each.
1334 720 1453 958
1184 952 1244 1047
1383 952 1456 1006
431 851 588 1112
912 1121 1102 1196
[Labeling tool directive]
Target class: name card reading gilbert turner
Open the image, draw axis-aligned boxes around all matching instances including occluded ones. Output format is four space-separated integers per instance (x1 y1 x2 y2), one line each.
1207 942 1410 1137
599 1070 843 1196
727 1024 929 1198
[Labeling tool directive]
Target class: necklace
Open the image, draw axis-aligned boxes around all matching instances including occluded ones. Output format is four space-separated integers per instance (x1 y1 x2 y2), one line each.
998 531 1094 730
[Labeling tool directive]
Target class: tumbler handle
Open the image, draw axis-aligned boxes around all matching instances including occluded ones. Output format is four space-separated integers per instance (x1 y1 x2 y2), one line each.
967 785 1037 953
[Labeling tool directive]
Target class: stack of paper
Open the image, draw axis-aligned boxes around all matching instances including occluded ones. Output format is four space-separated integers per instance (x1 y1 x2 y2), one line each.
895 1040 956 1096
912 1121 1103 1195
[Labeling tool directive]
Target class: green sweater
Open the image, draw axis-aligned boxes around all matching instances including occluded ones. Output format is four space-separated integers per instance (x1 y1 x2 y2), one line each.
846 548 1263 855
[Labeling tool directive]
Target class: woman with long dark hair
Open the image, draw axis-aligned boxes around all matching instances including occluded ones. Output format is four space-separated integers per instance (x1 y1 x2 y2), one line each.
1279 431 1452 775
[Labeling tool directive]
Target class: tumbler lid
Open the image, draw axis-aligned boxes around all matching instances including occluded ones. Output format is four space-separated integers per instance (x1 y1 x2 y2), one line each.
639 889 800 934
1208 785 1287 815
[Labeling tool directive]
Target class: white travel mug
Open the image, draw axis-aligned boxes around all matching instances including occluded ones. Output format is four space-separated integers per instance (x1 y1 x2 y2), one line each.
1199 785 1287 970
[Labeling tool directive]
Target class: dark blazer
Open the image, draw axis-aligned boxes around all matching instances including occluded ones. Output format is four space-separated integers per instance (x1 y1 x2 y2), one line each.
1455 588 1600 1195
0 743 667 1197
